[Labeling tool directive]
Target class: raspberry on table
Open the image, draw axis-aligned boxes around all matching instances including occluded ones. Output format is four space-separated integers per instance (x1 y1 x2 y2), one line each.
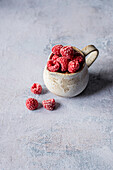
42 99 55 111
60 46 74 60
52 54 60 61
26 98 38 110
68 60 80 73
52 45 63 56
47 59 60 72
57 57 68 72
31 83 42 94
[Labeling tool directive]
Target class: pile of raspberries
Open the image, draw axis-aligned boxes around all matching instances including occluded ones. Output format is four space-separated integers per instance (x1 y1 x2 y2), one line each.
26 83 55 111
47 45 85 73
26 45 85 111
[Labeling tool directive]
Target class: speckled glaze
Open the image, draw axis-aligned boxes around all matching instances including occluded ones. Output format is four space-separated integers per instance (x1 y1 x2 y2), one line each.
43 45 99 97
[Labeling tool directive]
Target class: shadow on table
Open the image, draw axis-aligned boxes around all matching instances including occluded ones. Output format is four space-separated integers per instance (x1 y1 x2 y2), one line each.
80 72 113 96
41 87 49 95
55 102 61 110
38 103 43 109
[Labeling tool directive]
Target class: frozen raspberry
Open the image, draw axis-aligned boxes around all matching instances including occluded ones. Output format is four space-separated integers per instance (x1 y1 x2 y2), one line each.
57 57 68 72
47 59 60 72
68 60 80 73
31 83 42 94
74 52 81 56
73 55 85 65
50 53 54 59
52 45 63 56
42 99 55 111
26 98 38 110
60 46 74 59
52 55 59 61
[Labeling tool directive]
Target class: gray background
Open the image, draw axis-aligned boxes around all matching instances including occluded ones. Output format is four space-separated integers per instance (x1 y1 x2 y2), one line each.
0 0 113 169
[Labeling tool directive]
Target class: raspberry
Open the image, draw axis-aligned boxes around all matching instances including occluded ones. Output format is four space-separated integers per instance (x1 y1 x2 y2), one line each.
47 59 60 72
73 55 85 64
31 83 42 94
74 52 81 56
60 46 74 59
42 99 55 111
57 57 68 72
52 45 63 56
50 53 54 59
68 60 80 73
52 55 59 61
26 98 38 110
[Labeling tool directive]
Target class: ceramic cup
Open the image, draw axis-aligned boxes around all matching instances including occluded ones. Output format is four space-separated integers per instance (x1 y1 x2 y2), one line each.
43 45 99 97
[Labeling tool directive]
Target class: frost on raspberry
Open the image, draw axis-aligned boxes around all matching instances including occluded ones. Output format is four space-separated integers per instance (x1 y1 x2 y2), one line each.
51 55 60 61
42 99 55 111
57 57 68 72
52 45 63 56
26 98 38 110
68 60 80 73
31 83 42 94
60 46 74 60
47 60 60 72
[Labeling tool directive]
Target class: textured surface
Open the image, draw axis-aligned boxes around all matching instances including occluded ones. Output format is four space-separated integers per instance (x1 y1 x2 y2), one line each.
0 0 113 169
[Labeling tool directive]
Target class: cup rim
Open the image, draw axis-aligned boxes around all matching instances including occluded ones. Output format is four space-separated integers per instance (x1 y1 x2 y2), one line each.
46 46 86 76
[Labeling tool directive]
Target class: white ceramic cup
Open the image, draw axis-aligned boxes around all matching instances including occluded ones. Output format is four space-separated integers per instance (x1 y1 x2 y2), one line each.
43 45 99 97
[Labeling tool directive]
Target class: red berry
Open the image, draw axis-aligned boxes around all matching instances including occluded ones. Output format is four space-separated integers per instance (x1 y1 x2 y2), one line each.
52 45 63 56
26 98 38 110
42 99 55 111
57 57 68 72
73 55 85 64
50 53 54 59
52 55 60 61
74 52 81 56
47 59 60 72
31 83 42 94
60 46 74 59
68 60 80 73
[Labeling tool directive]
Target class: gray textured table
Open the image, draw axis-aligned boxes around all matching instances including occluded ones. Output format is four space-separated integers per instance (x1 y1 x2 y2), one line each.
0 0 113 170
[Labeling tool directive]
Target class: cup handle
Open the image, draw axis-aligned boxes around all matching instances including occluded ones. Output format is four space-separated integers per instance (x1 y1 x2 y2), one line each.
81 45 99 68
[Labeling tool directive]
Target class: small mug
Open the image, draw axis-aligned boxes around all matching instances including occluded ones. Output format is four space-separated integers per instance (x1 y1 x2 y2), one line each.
43 45 99 97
